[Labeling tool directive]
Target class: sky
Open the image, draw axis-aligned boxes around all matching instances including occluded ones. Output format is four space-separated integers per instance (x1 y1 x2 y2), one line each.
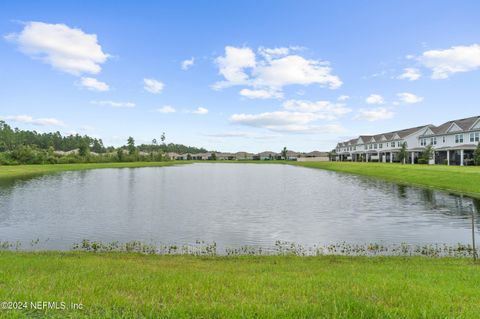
1 0 480 152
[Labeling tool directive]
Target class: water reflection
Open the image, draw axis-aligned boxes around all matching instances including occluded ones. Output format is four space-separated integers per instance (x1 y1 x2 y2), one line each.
0 163 478 250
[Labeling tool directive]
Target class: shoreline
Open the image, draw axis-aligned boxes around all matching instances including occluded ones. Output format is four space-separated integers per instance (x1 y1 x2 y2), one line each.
1 160 480 198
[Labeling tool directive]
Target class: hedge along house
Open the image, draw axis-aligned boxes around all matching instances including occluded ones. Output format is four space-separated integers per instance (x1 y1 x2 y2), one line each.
334 115 480 166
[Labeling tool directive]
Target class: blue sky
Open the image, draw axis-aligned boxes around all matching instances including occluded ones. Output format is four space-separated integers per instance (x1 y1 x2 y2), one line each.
1 0 480 152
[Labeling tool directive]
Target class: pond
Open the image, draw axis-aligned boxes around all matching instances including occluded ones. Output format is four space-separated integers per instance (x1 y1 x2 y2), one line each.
0 163 478 251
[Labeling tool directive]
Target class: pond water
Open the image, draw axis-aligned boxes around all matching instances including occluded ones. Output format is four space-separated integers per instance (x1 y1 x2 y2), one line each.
0 163 478 250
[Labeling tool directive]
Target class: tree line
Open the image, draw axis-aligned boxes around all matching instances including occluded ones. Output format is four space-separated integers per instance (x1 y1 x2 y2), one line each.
0 120 207 165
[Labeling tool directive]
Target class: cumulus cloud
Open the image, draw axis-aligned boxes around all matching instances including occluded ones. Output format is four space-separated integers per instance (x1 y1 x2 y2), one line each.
193 107 209 115
80 77 109 91
1 115 64 126
213 46 342 98
157 105 176 113
239 88 283 99
90 100 135 108
181 57 195 70
365 94 384 105
418 44 480 79
355 107 394 122
282 99 351 120
143 78 164 94
397 92 424 104
213 46 256 89
397 68 421 81
5 21 109 75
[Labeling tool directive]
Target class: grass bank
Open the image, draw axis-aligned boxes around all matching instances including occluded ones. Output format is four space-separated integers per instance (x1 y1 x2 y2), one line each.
286 161 480 198
0 252 479 318
0 161 190 180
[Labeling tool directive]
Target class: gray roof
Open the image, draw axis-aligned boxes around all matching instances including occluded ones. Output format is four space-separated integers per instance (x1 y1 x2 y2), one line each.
430 115 480 134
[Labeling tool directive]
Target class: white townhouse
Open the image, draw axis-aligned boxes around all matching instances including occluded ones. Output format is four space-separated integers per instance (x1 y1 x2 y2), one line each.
334 115 480 166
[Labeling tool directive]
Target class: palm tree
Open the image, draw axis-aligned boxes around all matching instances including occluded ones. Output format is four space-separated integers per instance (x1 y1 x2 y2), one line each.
281 147 288 160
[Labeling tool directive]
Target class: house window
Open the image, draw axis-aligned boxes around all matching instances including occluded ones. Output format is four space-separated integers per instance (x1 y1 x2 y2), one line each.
391 142 395 147
470 132 480 142
442 136 446 143
379 143 383 149
455 134 463 143
397 141 401 147
430 137 437 145
365 145 367 150
420 138 427 146
374 143 377 149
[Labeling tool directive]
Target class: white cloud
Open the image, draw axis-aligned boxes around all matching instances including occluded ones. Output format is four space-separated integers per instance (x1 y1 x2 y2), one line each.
157 105 176 113
213 46 342 97
5 21 109 75
229 111 346 133
253 55 342 89
213 46 256 89
90 100 135 108
1 115 64 126
397 68 421 81
282 99 352 120
239 88 283 99
193 107 208 115
80 77 109 91
397 92 424 104
418 44 480 79
365 94 384 105
181 57 195 70
355 107 394 122
337 95 349 101
143 78 164 94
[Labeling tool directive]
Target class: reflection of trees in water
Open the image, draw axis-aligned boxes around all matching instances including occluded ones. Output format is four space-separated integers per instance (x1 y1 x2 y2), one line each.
397 185 407 198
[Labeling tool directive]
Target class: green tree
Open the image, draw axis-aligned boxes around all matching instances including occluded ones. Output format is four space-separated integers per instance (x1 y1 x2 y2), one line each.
281 147 288 160
127 137 136 155
419 145 434 164
474 143 480 166
211 152 217 160
117 148 124 162
398 142 408 164
79 142 90 157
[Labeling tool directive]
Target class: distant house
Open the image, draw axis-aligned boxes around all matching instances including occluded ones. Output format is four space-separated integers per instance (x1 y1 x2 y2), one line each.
216 152 235 160
256 151 280 160
234 151 254 160
166 152 180 160
285 150 300 160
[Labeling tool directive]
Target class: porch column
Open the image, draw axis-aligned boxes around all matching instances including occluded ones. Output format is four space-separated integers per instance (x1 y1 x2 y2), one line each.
411 152 414 164
447 150 450 166
390 152 393 163
366 154 369 162
460 149 464 166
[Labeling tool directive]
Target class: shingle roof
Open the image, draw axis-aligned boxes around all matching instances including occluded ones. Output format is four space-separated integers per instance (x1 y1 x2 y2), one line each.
431 115 480 134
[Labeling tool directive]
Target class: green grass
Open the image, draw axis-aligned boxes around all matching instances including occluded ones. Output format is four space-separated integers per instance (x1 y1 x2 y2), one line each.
0 251 479 318
0 161 191 180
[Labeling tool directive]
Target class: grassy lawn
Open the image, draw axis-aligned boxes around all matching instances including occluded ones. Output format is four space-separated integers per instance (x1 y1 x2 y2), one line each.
0 252 479 318
0 161 190 180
